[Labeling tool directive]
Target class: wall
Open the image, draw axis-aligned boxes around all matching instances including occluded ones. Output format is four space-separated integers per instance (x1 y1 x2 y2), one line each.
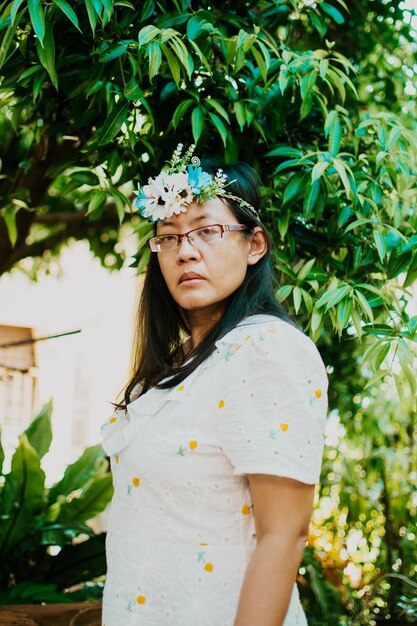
0 242 138 483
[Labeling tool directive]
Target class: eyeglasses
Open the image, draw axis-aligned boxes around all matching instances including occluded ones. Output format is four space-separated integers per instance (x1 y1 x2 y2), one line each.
147 224 250 253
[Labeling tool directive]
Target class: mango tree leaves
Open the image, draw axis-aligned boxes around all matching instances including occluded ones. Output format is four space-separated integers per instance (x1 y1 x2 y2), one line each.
0 0 415 377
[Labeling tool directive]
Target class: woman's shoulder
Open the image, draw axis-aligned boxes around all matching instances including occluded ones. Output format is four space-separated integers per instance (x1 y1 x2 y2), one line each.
214 313 326 372
216 313 306 348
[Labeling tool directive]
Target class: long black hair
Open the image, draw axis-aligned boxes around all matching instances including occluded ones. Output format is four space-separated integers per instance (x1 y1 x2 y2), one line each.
121 160 295 405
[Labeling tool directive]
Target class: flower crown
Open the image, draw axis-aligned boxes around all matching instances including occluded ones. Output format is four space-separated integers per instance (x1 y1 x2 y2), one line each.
134 144 258 222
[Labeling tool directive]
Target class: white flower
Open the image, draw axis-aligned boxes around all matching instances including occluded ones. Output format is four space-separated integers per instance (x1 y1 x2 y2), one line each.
136 171 194 220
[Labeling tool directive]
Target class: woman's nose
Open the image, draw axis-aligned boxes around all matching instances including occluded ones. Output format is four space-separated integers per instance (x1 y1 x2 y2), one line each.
176 234 201 262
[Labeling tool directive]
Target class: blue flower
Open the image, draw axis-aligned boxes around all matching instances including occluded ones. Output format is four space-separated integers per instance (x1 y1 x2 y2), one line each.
133 188 149 210
187 166 212 195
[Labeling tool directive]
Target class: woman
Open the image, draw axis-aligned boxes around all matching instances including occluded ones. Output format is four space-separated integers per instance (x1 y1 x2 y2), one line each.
101 145 328 626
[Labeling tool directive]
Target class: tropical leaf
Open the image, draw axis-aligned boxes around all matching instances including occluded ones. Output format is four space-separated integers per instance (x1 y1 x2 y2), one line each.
47 444 108 504
24 400 53 459
55 474 113 523
0 435 45 553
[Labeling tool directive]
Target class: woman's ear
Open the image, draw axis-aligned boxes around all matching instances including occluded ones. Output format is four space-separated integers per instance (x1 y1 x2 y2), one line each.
247 227 268 265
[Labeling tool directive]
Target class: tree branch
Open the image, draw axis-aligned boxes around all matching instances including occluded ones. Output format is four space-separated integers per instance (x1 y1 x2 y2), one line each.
0 213 119 274
33 211 88 224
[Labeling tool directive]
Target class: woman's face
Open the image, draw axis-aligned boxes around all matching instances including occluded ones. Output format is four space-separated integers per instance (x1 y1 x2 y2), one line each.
156 198 265 324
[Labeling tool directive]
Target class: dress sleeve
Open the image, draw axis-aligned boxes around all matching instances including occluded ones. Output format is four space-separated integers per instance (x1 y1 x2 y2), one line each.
214 321 328 484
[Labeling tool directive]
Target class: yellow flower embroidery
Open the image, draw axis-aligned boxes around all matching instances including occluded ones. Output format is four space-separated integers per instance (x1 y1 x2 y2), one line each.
235 344 242 351
315 388 322 398
245 335 251 341
241 504 251 516
109 416 118 424
132 477 141 487
279 423 289 432
199 542 208 546
267 327 277 334
218 399 225 409
204 562 214 572
136 595 146 605
115 454 119 464
189 440 198 450
177 384 185 392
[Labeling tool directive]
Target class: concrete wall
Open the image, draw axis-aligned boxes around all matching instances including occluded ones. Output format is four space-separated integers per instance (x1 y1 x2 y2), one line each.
0 242 138 483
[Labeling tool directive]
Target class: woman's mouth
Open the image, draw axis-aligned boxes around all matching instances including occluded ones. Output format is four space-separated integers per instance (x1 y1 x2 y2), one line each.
179 272 205 284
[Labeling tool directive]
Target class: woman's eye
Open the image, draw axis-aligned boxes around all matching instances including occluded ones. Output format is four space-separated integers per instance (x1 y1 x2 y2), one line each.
200 227 216 236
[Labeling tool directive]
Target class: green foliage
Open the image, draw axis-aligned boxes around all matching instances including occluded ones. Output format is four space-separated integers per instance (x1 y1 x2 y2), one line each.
310 357 417 624
0 403 112 604
0 1 415 377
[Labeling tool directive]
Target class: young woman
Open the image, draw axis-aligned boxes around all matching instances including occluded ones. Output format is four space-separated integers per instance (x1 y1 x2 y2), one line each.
101 145 328 626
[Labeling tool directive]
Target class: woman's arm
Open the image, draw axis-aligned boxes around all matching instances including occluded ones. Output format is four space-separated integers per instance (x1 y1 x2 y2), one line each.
233 474 315 626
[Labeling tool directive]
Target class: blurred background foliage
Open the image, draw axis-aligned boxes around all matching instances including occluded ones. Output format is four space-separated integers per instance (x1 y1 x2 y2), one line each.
0 0 417 622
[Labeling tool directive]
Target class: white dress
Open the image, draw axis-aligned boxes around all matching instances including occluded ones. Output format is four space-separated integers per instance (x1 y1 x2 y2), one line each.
101 314 328 626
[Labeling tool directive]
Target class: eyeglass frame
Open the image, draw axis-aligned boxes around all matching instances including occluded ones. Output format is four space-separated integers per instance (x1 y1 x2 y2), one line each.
146 223 250 253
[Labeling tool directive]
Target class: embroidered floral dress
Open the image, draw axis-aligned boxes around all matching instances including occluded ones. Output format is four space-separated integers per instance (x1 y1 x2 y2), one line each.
101 315 328 626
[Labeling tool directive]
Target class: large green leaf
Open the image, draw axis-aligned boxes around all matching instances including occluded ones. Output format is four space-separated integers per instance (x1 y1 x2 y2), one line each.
55 474 113 523
24 400 53 459
0 435 45 554
48 444 108 504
